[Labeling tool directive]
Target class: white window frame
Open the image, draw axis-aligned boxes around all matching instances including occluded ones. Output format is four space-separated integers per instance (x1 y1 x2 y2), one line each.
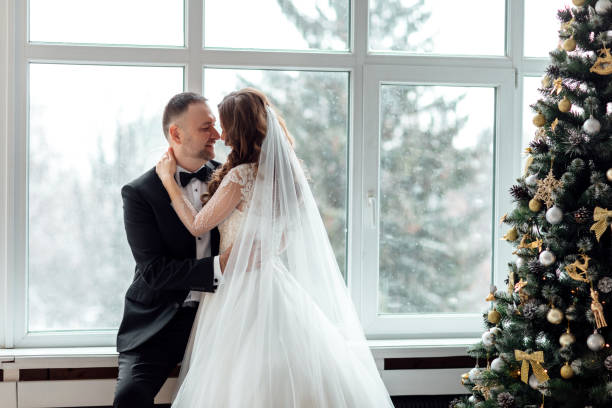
1 0 553 348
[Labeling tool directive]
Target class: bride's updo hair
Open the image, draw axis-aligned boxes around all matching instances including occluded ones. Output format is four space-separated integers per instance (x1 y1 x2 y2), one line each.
203 87 293 204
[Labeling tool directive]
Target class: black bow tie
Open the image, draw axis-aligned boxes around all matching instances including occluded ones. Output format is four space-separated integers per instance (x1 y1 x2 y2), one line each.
179 166 213 187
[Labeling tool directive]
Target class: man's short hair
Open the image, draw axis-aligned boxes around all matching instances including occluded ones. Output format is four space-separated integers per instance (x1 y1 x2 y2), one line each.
162 92 208 139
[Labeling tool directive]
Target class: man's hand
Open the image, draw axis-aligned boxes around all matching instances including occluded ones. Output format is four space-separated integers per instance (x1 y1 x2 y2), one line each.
219 243 233 274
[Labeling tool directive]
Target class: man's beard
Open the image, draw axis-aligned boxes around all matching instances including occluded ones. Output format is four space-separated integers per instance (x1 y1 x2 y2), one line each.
198 148 214 161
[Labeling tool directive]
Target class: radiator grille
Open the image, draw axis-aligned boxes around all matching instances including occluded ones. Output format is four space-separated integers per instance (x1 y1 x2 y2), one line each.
391 395 461 408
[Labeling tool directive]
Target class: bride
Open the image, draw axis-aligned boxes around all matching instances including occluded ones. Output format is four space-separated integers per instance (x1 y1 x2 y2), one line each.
155 88 393 407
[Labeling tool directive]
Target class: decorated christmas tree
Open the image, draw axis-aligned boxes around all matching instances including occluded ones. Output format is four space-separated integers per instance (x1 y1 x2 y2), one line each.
452 1 612 407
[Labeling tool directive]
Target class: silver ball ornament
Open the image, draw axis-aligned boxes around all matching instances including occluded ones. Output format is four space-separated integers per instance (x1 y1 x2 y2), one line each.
468 395 477 403
525 174 538 186
560 331 576 347
583 115 601 135
539 250 556 266
587 332 605 351
595 0 612 14
491 357 506 372
607 168 612 182
516 257 525 269
546 206 563 224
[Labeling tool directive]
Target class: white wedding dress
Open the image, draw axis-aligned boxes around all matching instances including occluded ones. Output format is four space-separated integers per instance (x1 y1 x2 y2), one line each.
170 108 393 408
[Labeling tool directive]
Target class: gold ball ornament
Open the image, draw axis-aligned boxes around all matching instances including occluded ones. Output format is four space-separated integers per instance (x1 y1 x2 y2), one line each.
529 198 543 212
533 113 547 127
547 307 564 324
488 309 502 324
561 362 574 379
558 96 572 113
563 37 577 52
541 75 552 88
607 168 612 182
572 0 587 5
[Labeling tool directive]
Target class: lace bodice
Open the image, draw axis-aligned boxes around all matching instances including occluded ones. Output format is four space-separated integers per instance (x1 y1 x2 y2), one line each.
218 164 256 252
171 163 257 252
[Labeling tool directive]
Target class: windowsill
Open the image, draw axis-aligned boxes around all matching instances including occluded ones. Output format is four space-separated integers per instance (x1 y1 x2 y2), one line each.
0 339 479 369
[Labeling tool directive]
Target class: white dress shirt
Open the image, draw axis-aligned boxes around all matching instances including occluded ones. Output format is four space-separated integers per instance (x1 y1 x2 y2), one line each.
174 163 224 305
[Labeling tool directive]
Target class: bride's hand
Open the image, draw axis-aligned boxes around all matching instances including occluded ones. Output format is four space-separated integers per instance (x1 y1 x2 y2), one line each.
156 148 177 184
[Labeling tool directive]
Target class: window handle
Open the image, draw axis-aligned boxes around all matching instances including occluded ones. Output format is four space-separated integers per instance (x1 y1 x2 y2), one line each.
367 192 377 228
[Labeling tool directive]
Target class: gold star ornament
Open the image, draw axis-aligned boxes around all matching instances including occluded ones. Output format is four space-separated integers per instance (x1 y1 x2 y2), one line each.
534 167 564 208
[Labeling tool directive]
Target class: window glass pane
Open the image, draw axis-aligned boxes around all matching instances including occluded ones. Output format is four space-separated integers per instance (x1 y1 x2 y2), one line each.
369 0 505 55
29 64 183 331
30 0 184 46
204 68 349 276
523 76 542 153
204 0 349 51
378 85 494 314
524 0 571 57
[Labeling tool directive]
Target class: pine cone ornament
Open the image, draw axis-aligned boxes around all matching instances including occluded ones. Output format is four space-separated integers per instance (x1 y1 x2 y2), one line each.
530 139 549 153
605 355 612 371
510 185 531 201
448 398 462 408
598 277 612 294
569 133 585 146
522 300 539 319
497 392 515 408
528 259 546 274
574 207 590 223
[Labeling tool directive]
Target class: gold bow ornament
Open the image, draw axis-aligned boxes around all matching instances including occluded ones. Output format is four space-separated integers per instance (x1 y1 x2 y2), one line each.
590 207 612 242
514 350 550 384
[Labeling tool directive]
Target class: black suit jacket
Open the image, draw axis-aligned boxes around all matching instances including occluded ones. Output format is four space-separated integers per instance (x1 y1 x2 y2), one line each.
116 162 220 352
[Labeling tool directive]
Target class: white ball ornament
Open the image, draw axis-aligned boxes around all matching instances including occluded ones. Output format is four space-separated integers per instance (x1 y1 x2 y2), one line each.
516 257 525 269
539 250 556 266
529 374 541 390
468 395 477 403
525 174 538 186
482 330 495 347
606 168 612 182
547 307 564 324
490 327 502 337
546 206 563 224
468 367 482 382
583 115 601 135
595 0 612 14
491 357 506 372
560 331 576 347
587 332 605 351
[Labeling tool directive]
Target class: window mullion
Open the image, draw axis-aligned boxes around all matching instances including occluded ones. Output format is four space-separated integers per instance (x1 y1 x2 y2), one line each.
10 0 28 348
187 0 203 93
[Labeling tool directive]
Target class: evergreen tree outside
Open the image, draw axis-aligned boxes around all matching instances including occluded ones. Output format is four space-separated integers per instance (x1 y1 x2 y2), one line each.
458 2 612 407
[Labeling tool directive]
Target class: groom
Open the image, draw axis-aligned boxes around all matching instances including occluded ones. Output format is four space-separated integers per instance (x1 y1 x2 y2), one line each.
113 92 229 407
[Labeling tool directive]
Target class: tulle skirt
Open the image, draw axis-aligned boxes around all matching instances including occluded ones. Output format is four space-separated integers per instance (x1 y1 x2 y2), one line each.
171 260 393 408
